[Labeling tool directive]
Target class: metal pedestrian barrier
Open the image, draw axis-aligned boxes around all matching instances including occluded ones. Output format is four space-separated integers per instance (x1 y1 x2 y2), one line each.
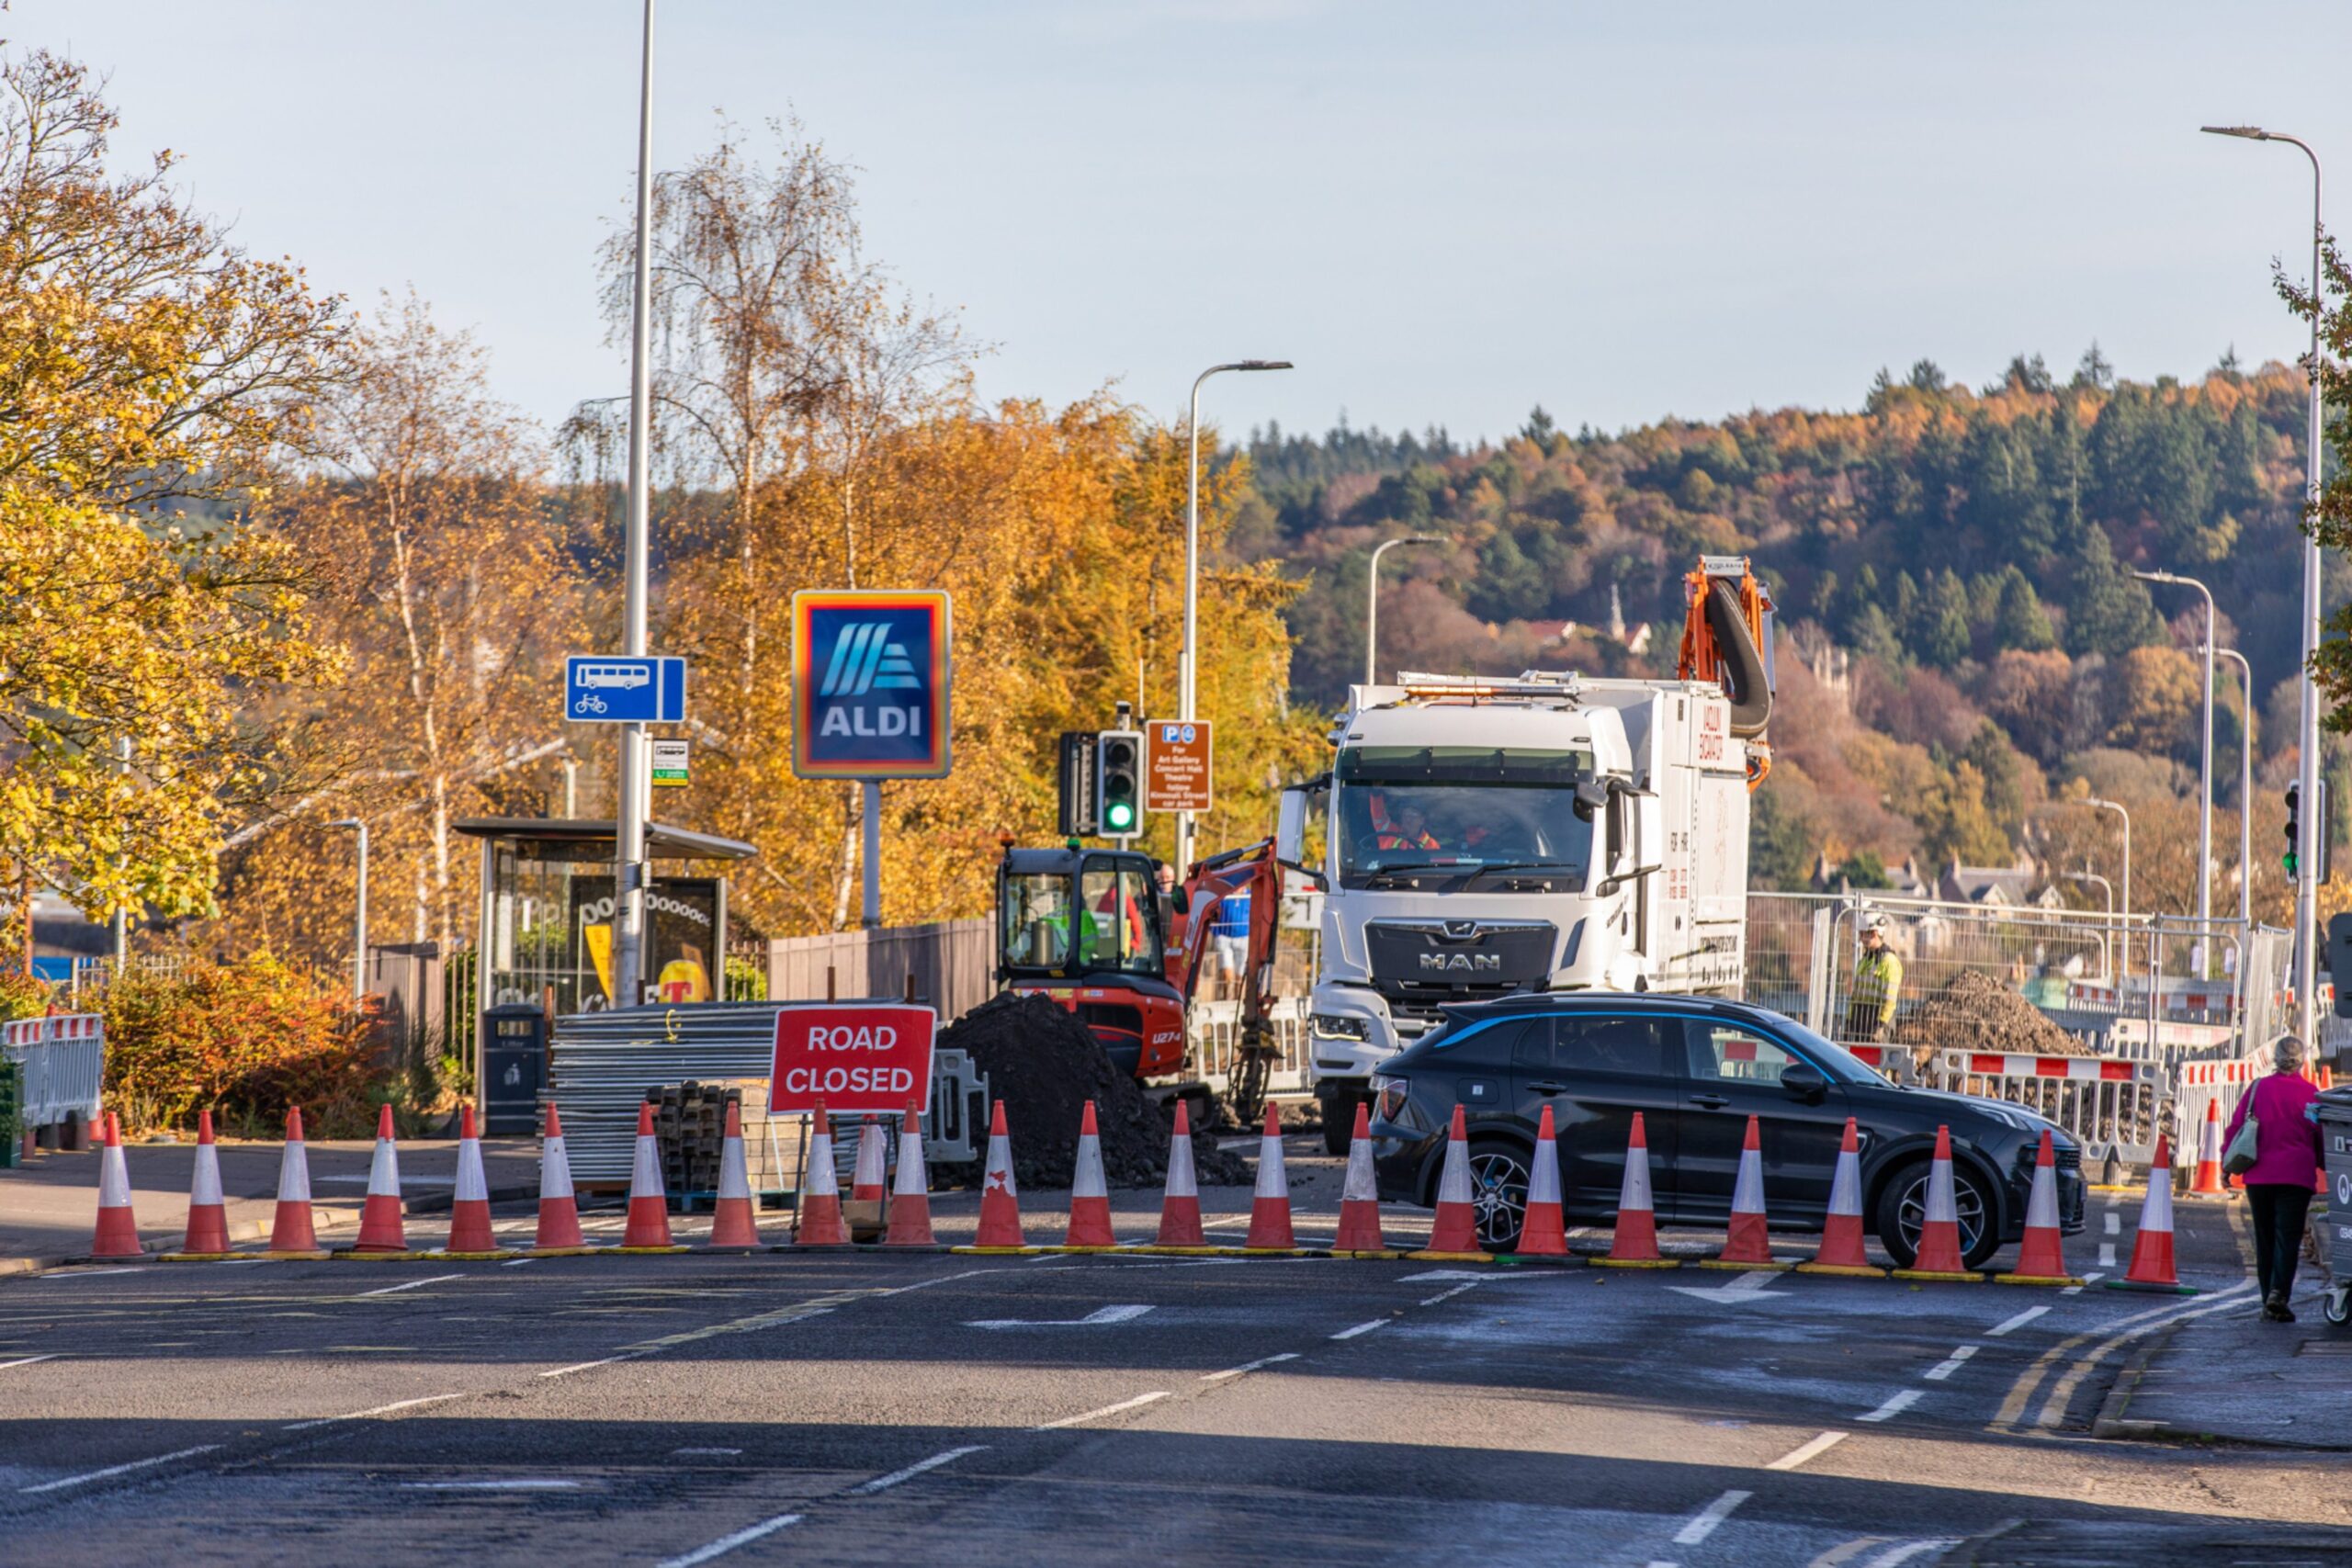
1848 1043 2160 1171
0 1014 104 1144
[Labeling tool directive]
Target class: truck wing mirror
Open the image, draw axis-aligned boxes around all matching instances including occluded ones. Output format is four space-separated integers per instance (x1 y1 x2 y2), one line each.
1595 862 1661 897
1573 780 1610 820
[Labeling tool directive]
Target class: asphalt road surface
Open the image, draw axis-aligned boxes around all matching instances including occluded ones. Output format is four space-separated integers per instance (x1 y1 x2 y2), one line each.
0 1163 2340 1566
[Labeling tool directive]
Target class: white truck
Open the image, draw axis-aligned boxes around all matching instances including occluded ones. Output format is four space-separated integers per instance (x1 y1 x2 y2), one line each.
1278 666 1760 1146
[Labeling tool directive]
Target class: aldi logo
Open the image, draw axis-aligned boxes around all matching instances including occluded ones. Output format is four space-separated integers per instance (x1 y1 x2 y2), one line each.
792 591 953 779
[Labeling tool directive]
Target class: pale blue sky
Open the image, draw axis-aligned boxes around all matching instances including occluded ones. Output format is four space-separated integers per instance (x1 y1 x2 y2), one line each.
22 1 2352 445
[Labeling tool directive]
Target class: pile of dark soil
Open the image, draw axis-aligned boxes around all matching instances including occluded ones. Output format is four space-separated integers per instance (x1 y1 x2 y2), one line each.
1892 969 2092 1057
938 992 1250 1189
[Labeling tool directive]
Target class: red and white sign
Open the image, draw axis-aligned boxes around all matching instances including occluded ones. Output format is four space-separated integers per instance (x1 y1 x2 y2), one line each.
768 1003 936 1116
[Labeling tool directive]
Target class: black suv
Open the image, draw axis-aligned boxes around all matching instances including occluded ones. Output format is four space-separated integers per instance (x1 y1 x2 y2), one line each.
1368 991 2086 1268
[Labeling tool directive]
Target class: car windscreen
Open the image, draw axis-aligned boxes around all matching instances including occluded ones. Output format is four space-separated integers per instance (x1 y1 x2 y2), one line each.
1332 746 1596 886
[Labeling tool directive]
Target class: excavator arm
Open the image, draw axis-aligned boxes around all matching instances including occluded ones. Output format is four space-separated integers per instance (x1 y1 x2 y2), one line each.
1168 838 1293 1124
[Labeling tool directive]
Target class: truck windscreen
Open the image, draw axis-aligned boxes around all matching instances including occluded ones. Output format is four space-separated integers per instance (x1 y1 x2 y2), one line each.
1333 747 1598 885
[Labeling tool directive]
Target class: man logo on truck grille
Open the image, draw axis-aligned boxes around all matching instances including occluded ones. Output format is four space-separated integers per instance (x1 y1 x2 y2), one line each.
1419 952 1502 973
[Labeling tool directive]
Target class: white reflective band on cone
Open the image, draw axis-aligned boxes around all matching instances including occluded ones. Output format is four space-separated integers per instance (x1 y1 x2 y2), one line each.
1525 1137 1561 1206
894 1126 926 1196
804 1132 839 1197
854 1124 886 1189
2024 1164 2058 1231
1925 1157 1957 1225
189 1146 223 1208
1341 1139 1378 1203
718 1136 752 1201
1730 1149 1765 1215
277 1142 312 1204
1073 1136 1106 1200
1435 1137 1471 1205
456 1143 488 1204
985 1134 1017 1197
1164 1132 1197 1197
367 1135 401 1197
1256 1134 1289 1201
1619 1147 1654 1211
631 1134 664 1199
1826 1152 1861 1217
541 1136 573 1200
98 1146 131 1208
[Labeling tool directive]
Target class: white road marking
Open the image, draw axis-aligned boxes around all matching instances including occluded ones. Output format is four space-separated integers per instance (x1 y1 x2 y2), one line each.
674 1447 742 1456
2097 1243 2117 1269
1923 1347 1978 1382
356 1273 464 1297
1672 1489 1750 1545
2062 1270 2104 1296
965 1304 1153 1329
0 1355 60 1371
2103 1211 2120 1235
1034 1391 1170 1430
1419 1281 1487 1306
1860 1541 1962 1567
1986 1306 2048 1337
2032 1287 2258 1428
50 1267 144 1278
400 1479 582 1490
1666 1269 1790 1303
655 1513 803 1567
284 1393 466 1430
1202 1352 1299 1382
847 1445 985 1495
1858 1389 1922 1423
1398 1269 1489 1282
1330 1318 1389 1340
538 1351 649 1379
1764 1430 1848 1471
20 1444 220 1494
502 1257 537 1268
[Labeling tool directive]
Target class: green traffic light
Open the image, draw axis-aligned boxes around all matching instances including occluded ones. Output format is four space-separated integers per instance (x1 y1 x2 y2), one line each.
1105 802 1135 830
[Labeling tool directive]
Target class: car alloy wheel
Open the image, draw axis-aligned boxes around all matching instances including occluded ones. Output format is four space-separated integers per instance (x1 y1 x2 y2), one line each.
1894 1168 1986 1265
1465 1144 1531 1251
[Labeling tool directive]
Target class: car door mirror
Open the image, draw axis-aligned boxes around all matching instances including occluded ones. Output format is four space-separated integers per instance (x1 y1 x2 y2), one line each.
1781 1061 1827 1100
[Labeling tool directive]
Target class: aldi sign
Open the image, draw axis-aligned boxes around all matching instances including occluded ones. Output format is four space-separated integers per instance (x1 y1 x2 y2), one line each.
791 591 953 779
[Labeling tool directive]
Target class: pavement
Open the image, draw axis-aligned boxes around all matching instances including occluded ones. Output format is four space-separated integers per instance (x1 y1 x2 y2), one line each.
0 1133 2340 1566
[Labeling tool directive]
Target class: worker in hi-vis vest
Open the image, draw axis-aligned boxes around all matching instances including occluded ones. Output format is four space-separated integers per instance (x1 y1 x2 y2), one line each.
1845 911 1903 1044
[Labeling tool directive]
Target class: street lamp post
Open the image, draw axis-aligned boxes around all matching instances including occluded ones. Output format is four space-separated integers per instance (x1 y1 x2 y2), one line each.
2202 123 2324 1043
609 0 658 1010
2066 870 2118 983
1179 358 1292 871
1366 535 1446 686
330 818 368 1002
2132 568 2216 965
2084 796 2132 983
2214 647 2256 930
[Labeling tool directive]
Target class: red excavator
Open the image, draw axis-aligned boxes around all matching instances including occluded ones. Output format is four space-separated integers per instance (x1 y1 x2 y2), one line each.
995 835 1293 1124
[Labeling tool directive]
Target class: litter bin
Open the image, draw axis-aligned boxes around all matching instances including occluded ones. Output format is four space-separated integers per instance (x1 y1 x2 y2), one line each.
2317 1087 2352 1327
480 1004 548 1136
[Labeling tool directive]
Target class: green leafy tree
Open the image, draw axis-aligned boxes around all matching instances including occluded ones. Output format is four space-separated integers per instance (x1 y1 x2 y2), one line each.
1993 567 2057 651
2063 519 2161 657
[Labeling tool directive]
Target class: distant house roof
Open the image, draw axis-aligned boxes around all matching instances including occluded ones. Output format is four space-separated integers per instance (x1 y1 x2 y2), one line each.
1938 860 2045 907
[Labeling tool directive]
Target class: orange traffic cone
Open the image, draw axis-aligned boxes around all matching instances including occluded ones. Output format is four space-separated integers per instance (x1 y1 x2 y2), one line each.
1155 1100 1207 1248
1244 1101 1295 1250
972 1100 1027 1250
1597 1111 1675 1268
1799 1118 1877 1275
885 1102 936 1247
1419 1105 1485 1258
1514 1104 1568 1258
444 1104 503 1257
268 1107 323 1257
89 1111 142 1259
619 1101 680 1250
1333 1102 1387 1254
708 1100 762 1248
795 1101 848 1247
2109 1133 2193 1294
1066 1100 1117 1248
848 1115 888 1238
351 1103 410 1254
171 1110 232 1258
533 1103 587 1252
1894 1124 1974 1279
1708 1115 1784 1269
2188 1100 2224 1195
2000 1129 2078 1285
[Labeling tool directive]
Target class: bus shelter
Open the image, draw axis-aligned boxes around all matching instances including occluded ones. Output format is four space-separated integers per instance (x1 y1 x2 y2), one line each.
455 818 756 1070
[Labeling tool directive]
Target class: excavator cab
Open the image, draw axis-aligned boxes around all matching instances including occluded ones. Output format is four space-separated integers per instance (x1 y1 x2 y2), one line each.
996 845 1189 1079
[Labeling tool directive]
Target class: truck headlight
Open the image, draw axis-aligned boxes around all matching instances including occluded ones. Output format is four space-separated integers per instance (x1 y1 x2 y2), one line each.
1310 1013 1369 1042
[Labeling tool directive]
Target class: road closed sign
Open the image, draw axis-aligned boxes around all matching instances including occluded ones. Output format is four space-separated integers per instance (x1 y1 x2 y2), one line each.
768 1003 936 1116
1145 719 1212 813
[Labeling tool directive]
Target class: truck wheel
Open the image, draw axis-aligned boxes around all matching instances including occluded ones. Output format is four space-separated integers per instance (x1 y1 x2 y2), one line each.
1872 1157 1997 1270
1318 1089 1355 1156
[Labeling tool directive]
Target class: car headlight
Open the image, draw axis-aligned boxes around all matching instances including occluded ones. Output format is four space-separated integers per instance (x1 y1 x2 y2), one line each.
1311 1012 1370 1042
1371 1074 1411 1123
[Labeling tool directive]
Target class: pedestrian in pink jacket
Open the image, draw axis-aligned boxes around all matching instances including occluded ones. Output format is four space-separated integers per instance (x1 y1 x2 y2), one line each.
2224 1034 2323 1321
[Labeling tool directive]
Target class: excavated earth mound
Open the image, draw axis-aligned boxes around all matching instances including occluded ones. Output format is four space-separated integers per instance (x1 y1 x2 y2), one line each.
1891 968 2092 1058
937 991 1250 1189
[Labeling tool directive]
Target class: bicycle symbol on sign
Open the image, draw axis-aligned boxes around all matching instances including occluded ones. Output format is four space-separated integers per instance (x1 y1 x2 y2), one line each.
573 692 609 716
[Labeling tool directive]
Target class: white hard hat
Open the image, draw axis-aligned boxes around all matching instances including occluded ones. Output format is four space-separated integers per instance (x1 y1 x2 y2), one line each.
1860 910 1890 933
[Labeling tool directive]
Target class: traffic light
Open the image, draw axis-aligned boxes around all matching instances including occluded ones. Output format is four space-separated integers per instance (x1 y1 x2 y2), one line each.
1057 731 1098 837
2286 783 2301 876
1096 729 1144 839
2286 780 2335 882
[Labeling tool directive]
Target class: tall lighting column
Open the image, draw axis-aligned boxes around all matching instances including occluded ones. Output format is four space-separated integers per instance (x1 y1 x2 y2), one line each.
2202 123 2324 1043
612 0 657 1008
1179 358 1291 872
2132 568 2216 969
